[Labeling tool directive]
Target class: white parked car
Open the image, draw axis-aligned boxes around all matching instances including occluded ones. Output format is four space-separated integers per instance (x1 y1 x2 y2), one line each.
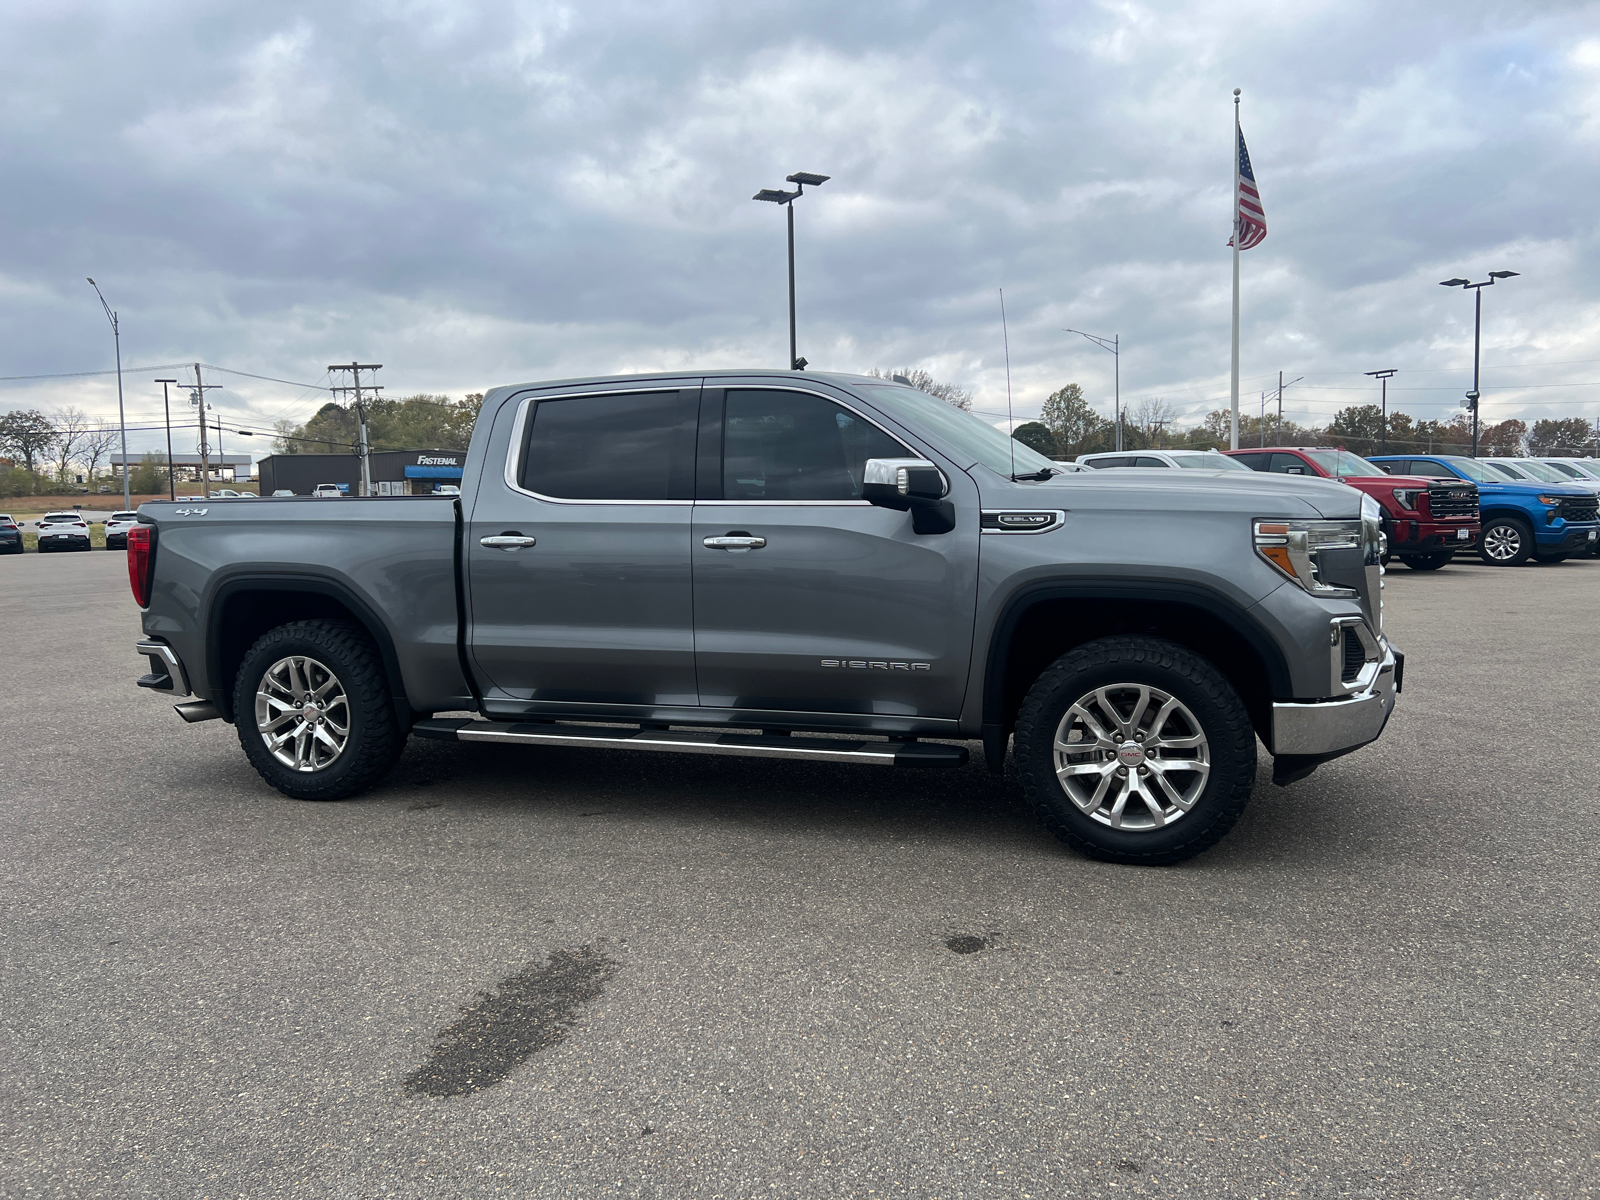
1482 457 1600 496
1076 449 1252 471
36 511 92 552
312 484 345 498
1534 458 1600 483
104 511 140 550
209 489 241 498
271 489 296 497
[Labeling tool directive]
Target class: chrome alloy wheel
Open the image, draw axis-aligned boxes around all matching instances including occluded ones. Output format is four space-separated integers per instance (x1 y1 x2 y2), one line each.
255 655 351 772
1482 523 1523 562
1052 684 1211 831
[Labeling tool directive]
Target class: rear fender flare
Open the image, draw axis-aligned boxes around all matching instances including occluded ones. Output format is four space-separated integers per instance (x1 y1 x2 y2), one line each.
205 573 409 727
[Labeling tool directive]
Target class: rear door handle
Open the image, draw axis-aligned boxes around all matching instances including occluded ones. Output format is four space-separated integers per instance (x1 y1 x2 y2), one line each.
703 536 766 550
481 534 537 550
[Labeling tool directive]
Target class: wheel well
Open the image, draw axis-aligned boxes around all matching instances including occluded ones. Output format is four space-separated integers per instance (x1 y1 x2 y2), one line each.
991 597 1278 743
1479 508 1532 528
209 584 407 724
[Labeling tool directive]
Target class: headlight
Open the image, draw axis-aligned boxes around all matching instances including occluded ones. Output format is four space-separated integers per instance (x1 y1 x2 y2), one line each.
1392 488 1421 510
1536 495 1565 506
1254 518 1361 597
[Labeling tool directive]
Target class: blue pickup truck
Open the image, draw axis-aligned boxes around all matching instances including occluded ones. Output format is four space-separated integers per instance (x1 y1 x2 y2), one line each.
1368 454 1599 566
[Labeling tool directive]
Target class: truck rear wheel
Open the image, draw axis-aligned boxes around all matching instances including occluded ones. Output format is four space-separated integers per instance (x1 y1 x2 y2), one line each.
1013 636 1256 866
1398 552 1453 570
232 619 405 801
1478 517 1533 566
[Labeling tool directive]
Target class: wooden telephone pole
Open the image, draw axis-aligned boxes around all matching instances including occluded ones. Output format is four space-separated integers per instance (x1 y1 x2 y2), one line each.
328 363 383 496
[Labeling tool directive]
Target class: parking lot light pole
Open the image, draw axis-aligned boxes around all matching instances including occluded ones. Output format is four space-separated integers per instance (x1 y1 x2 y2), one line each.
1063 329 1121 451
155 379 179 500
1364 369 1397 453
1439 271 1519 457
86 279 130 509
753 172 829 370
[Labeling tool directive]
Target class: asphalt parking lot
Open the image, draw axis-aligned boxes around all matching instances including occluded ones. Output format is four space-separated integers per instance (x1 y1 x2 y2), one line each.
3 551 1597 1199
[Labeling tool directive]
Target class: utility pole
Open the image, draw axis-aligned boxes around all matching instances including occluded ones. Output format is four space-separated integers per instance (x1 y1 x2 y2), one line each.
155 379 178 501
1273 373 1302 446
329 362 383 496
189 364 221 494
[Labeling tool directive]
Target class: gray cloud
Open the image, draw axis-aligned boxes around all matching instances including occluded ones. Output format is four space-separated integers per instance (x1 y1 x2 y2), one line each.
3 0 1598 456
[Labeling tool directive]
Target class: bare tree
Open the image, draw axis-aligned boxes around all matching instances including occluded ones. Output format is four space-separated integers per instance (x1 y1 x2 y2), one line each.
1132 397 1177 447
869 368 973 410
80 424 121 483
51 407 93 484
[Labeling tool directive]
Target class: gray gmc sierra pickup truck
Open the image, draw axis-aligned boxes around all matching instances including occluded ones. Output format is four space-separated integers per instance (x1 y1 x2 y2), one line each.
130 370 1401 864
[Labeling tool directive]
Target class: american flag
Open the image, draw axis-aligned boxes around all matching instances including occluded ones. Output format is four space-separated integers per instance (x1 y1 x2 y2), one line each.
1229 124 1267 250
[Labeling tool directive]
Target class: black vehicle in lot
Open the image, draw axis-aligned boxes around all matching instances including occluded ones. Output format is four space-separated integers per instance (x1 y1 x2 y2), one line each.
0 514 21 554
36 511 92 552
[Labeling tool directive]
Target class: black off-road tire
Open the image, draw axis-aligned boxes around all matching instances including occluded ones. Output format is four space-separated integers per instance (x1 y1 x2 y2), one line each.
1478 516 1534 566
1014 636 1257 866
232 619 405 801
1398 552 1454 570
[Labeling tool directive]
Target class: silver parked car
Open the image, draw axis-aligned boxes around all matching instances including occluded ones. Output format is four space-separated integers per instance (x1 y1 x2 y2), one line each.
1077 449 1252 471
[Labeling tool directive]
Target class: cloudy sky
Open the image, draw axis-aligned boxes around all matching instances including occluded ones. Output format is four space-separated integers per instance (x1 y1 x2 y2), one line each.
3 0 1598 461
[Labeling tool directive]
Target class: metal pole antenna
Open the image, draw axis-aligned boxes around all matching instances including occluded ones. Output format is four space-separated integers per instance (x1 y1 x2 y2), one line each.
787 202 797 372
156 379 178 501
1229 89 1241 452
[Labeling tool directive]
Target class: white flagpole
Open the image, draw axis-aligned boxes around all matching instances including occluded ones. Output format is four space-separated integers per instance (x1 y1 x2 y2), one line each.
1230 88 1241 451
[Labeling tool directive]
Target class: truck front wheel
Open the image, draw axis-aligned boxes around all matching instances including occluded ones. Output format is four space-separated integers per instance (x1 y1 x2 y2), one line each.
1478 517 1533 566
232 619 406 801
1013 636 1256 865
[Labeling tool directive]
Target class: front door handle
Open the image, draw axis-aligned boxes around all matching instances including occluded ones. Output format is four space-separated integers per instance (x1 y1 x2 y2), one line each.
703 535 766 551
481 533 537 550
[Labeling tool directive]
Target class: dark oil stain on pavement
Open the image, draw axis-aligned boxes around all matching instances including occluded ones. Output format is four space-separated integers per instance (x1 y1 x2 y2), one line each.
945 934 987 954
404 946 617 1098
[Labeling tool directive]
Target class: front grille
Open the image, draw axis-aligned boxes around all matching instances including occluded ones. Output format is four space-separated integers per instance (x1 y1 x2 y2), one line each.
1559 496 1599 523
1426 486 1478 518
1341 628 1367 684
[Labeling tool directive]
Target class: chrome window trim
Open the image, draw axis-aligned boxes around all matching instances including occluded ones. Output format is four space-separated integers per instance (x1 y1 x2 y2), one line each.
980 509 1066 534
500 380 917 507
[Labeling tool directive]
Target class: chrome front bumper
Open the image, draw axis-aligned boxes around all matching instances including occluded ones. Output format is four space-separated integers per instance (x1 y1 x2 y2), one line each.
1272 640 1400 757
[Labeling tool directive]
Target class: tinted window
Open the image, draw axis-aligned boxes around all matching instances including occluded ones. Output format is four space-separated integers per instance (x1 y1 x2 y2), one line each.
1374 459 1407 474
1133 456 1170 468
1232 453 1271 472
1173 452 1249 470
722 390 905 501
1264 452 1309 475
520 390 696 500
1086 456 1133 469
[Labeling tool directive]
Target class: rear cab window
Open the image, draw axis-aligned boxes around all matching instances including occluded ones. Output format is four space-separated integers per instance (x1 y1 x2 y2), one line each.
518 390 697 500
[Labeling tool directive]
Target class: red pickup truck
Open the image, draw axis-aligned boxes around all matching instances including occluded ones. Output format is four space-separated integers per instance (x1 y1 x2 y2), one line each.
1226 447 1480 570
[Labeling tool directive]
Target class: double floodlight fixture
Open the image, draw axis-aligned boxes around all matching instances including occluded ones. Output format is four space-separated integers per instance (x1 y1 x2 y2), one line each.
752 171 831 370
1437 270 1522 453
1439 270 1519 289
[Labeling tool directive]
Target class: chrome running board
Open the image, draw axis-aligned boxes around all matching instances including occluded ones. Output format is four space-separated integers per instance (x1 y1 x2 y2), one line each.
411 718 967 768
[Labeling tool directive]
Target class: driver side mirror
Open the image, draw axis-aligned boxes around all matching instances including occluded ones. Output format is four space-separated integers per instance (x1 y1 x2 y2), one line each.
862 458 956 534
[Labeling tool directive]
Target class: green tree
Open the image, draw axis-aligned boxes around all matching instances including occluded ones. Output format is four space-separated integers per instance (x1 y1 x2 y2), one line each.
1010 421 1057 457
1478 419 1527 457
129 452 168 494
1038 383 1109 458
273 393 482 455
1528 417 1595 456
0 409 58 481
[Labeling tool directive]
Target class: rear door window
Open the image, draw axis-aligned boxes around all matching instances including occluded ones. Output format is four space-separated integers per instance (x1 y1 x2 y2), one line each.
1086 456 1133 469
519 390 697 500
721 390 905 501
1232 453 1271 471
1267 453 1312 475
1133 456 1169 468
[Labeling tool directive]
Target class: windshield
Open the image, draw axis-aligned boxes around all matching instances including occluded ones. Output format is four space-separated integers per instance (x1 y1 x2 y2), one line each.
1503 459 1566 483
1303 449 1385 477
1433 457 1497 483
1172 452 1249 471
1481 461 1530 480
857 385 1058 476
